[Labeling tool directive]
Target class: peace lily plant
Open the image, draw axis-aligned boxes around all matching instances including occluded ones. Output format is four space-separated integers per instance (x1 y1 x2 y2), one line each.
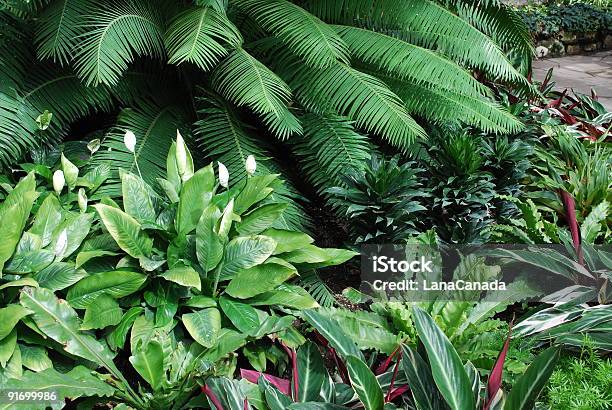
0 133 356 409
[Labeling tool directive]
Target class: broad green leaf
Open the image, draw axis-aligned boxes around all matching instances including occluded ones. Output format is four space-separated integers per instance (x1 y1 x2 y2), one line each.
81 294 123 330
283 245 357 267
185 295 217 308
236 203 287 235
248 284 319 309
464 361 480 407
48 212 94 260
19 287 120 374
121 169 156 222
3 366 115 403
226 262 296 298
504 347 560 410
129 339 164 390
33 262 88 291
219 297 260 334
258 376 293 410
0 278 38 291
75 250 119 268
61 153 79 189
201 329 247 363
0 304 31 339
182 308 221 348
94 204 153 259
218 235 276 280
234 175 276 214
66 271 147 309
0 329 17 367
346 355 384 410
401 345 440 410
107 307 143 351
196 204 223 273
302 310 362 359
217 198 235 240
177 164 215 235
296 341 326 402
20 345 52 372
28 194 62 247
1 343 22 381
581 200 609 243
262 228 314 254
412 306 474 410
160 266 201 291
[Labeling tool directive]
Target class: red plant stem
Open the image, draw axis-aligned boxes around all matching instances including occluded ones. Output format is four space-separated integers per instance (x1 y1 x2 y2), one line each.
280 342 298 400
485 320 514 410
331 347 350 384
559 189 583 265
375 344 400 375
387 385 410 402
202 384 224 410
385 350 403 403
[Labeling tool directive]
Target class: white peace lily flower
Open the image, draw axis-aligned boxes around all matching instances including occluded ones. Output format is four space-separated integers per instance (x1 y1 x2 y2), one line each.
77 188 88 212
52 170 65 195
245 155 256 176
124 130 136 153
176 130 188 178
218 161 229 188
55 229 68 258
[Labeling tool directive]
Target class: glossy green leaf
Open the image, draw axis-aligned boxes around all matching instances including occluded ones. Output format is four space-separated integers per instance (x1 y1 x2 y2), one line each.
248 284 319 309
48 212 94 260
302 309 362 359
66 271 147 308
0 304 31 340
504 347 560 410
160 265 201 291
218 235 276 280
61 153 79 189
226 262 296 298
182 308 221 348
296 341 327 402
33 262 88 291
81 294 123 330
20 344 52 372
28 194 62 247
346 355 384 410
262 228 314 254
0 278 38 291
401 345 440 410
196 204 223 273
234 175 276 214
177 164 215 235
120 169 156 222
412 306 474 410
94 204 153 259
236 203 288 235
129 339 165 390
107 306 143 351
219 297 260 334
0 329 17 367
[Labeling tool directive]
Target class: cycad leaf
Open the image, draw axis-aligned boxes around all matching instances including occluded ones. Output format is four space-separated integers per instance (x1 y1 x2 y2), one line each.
165 5 242 71
235 0 349 68
72 0 165 85
212 48 302 139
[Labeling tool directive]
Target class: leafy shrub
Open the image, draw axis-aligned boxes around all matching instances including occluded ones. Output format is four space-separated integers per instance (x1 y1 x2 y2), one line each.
0 134 355 408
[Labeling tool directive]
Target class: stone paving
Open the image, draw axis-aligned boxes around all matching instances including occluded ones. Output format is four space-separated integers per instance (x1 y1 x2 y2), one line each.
532 51 612 111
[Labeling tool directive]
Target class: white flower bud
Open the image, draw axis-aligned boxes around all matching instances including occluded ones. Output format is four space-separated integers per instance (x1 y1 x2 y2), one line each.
218 161 229 188
53 170 65 195
176 130 188 178
245 155 256 176
78 188 88 212
124 130 136 153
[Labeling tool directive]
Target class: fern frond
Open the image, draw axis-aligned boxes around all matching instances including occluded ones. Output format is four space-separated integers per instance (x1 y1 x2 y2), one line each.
165 5 242 71
35 0 91 65
72 0 165 86
297 270 336 308
91 100 187 197
333 25 488 98
212 48 302 139
380 74 523 134
284 60 426 149
194 93 308 230
293 112 370 192
234 0 349 68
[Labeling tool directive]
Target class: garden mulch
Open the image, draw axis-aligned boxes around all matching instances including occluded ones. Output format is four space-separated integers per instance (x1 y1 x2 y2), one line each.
533 51 612 111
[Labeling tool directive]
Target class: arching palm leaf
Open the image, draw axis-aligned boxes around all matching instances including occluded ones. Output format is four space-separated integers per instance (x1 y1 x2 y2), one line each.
212 48 301 139
165 5 242 71
72 0 165 86
234 0 349 68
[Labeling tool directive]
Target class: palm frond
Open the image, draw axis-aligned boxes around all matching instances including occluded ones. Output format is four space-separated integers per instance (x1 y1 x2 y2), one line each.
165 5 242 71
211 48 302 139
384 75 523 134
0 10 31 86
283 60 426 149
91 99 187 197
333 25 488 98
72 0 165 86
35 0 91 65
194 93 308 230
303 0 528 86
195 0 228 14
293 112 370 192
0 91 38 169
234 0 349 68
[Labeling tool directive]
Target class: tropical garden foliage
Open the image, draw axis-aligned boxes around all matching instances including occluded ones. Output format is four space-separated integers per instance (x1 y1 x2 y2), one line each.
0 0 611 409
